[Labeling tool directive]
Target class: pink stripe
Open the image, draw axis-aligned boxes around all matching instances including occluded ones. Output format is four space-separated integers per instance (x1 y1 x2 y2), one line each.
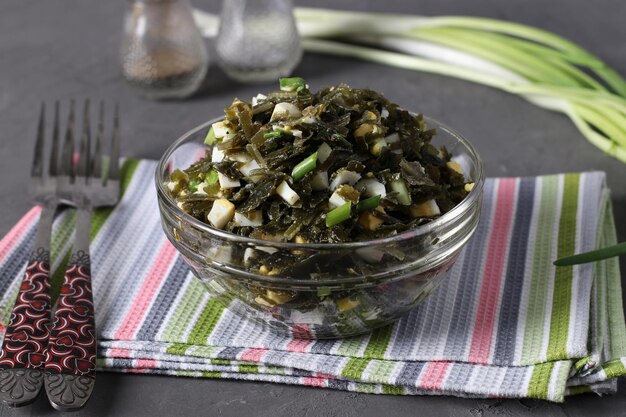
286 338 312 353
108 348 131 358
0 207 41 263
136 359 158 369
468 178 517 364
240 348 268 363
419 361 450 390
314 372 335 380
303 376 326 387
114 241 178 340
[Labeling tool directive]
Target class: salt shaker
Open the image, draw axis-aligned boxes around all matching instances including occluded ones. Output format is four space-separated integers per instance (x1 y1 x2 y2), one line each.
120 0 209 100
216 0 302 83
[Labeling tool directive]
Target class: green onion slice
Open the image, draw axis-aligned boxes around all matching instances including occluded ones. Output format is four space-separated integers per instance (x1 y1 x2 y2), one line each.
554 241 626 266
390 179 411 205
263 130 284 140
291 152 318 181
206 169 219 185
326 202 352 227
357 195 381 212
279 77 307 92
204 127 217 145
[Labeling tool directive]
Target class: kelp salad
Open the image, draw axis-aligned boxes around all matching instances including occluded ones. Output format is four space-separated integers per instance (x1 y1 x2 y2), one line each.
162 78 480 337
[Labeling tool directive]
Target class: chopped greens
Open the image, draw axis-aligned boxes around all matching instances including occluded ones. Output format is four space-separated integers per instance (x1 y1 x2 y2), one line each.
326 202 352 227
167 79 472 244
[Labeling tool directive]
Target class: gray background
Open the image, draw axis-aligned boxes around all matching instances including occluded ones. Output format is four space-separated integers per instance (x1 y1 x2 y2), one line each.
1 0 625 415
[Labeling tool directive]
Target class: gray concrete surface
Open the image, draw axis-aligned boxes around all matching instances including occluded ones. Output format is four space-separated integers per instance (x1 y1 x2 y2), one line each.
1 0 625 415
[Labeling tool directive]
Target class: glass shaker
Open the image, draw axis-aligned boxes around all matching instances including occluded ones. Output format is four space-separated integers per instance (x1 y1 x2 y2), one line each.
121 0 209 100
216 0 302 83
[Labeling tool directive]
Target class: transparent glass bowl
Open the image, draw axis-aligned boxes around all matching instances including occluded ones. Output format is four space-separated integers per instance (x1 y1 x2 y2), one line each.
155 117 484 339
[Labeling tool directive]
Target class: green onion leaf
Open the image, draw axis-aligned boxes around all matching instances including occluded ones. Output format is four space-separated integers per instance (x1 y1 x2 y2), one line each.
357 195 381 212
204 127 217 145
263 130 284 140
188 179 200 193
317 286 331 297
279 77 307 92
291 152 318 181
326 202 352 227
554 242 626 266
390 179 411 205
206 169 219 185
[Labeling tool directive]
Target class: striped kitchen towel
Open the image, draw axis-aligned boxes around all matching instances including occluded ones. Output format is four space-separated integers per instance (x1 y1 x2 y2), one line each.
0 161 624 402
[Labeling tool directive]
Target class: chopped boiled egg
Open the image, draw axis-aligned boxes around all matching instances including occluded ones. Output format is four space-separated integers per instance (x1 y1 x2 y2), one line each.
218 173 240 189
329 169 361 191
356 179 386 198
212 121 234 138
239 159 261 177
211 147 225 163
270 102 301 121
409 199 441 218
233 210 264 227
276 181 300 205
207 199 235 229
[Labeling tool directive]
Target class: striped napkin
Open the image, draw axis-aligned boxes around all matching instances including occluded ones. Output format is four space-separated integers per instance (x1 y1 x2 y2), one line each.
0 160 624 402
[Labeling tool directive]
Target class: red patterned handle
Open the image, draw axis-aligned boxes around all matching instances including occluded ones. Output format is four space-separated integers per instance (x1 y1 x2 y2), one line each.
0 248 52 370
44 250 96 378
0 248 51 406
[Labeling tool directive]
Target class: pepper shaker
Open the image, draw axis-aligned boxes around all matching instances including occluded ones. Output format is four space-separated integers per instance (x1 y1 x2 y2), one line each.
121 0 208 100
216 0 302 83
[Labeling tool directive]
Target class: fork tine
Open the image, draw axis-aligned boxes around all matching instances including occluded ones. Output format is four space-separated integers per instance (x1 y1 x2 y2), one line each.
49 101 60 177
31 103 45 179
107 103 120 183
92 101 104 180
60 100 75 178
77 100 91 178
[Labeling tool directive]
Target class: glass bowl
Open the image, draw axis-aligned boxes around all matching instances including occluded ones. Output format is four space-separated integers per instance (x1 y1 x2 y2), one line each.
155 116 484 339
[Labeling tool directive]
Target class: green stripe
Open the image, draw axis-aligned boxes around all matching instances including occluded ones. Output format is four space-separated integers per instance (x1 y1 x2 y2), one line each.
363 325 394 359
527 362 554 399
166 343 188 355
364 360 397 383
568 385 591 395
201 371 222 378
521 176 559 364
547 174 579 359
238 364 259 373
382 384 404 395
353 382 377 393
602 359 626 378
163 279 207 350
186 299 225 345
341 358 370 380
90 160 140 241
336 336 366 357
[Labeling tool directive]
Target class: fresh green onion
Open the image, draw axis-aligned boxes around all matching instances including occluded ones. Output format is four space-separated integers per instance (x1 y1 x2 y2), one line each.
390 179 411 205
263 130 284 140
326 202 352 227
554 242 626 266
291 152 318 181
204 127 217 145
193 7 626 162
205 169 219 185
188 179 200 193
317 286 331 297
357 195 381 212
279 77 307 92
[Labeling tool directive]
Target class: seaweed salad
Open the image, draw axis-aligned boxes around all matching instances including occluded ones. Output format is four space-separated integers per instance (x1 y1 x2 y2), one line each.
167 78 474 246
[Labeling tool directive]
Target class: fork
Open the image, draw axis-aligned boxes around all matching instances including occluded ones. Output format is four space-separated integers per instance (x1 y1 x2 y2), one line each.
0 103 65 407
43 100 120 411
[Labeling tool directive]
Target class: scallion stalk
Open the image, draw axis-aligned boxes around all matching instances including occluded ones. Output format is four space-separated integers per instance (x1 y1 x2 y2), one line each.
326 202 352 227
554 242 626 266
204 127 217 145
264 130 284 140
291 152 318 181
357 195 381 212
390 179 411 205
206 169 219 185
279 77 307 92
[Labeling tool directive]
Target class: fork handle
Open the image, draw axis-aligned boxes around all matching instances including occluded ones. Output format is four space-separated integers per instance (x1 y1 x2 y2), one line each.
0 204 55 407
44 207 96 411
